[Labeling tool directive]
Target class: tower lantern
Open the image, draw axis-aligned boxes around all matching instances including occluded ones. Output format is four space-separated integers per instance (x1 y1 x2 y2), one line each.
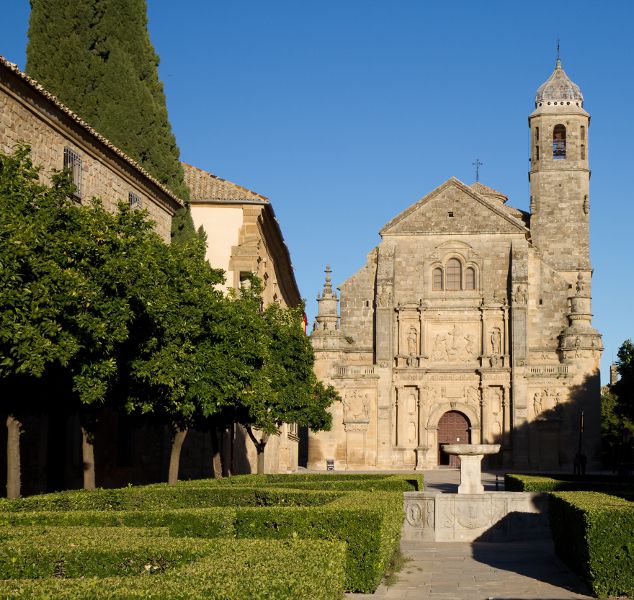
529 59 590 275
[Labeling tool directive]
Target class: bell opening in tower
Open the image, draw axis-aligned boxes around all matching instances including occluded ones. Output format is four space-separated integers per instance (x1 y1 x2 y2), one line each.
553 124 566 159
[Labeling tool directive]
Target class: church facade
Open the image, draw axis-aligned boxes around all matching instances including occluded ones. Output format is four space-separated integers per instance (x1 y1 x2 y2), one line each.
308 60 603 471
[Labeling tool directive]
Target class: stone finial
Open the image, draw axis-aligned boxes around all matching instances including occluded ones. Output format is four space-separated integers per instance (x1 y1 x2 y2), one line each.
323 264 333 295
314 264 339 332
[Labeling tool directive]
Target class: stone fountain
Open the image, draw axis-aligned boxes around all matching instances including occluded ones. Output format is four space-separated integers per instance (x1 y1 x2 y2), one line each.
402 443 549 542
442 443 501 494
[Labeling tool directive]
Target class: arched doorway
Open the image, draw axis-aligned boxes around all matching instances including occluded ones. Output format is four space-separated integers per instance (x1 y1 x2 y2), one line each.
438 411 470 467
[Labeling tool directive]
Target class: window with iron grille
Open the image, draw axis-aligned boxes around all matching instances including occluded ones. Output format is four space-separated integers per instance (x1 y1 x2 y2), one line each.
445 259 462 291
432 267 443 291
129 191 142 209
465 267 476 290
63 147 82 199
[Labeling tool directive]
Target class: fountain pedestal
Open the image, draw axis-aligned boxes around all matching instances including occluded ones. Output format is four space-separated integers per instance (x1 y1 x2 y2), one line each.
442 444 501 494
403 442 549 542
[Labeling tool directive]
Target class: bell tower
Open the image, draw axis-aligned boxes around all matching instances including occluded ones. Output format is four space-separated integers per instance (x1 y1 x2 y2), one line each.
529 59 590 275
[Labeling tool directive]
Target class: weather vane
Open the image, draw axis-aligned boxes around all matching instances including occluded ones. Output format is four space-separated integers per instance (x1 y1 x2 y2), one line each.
557 37 560 64
472 158 483 182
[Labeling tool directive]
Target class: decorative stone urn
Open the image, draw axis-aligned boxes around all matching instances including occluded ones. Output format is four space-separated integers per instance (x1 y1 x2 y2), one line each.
442 444 501 494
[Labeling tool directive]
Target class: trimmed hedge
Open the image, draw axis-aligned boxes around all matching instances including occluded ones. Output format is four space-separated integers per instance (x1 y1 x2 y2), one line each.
0 475 410 594
549 492 634 598
0 491 403 593
174 473 424 492
235 491 403 592
0 538 347 600
505 473 634 495
0 486 341 512
0 508 236 538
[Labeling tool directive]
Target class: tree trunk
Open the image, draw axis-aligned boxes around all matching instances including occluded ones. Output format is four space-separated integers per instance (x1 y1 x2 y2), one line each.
168 428 188 485
6 414 22 499
81 426 96 490
246 426 269 475
210 426 223 479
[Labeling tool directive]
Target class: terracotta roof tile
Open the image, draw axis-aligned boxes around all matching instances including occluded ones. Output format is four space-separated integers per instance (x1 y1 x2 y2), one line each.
182 162 269 204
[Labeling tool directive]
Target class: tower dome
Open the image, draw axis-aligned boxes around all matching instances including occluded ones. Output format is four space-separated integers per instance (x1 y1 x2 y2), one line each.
535 59 584 107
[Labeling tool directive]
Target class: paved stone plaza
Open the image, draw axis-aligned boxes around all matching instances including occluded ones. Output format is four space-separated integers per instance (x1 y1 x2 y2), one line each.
348 540 593 600
347 470 593 600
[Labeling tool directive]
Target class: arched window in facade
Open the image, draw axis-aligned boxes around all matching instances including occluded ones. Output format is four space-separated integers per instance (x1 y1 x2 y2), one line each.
446 259 462 291
465 267 476 290
432 267 443 291
553 124 566 159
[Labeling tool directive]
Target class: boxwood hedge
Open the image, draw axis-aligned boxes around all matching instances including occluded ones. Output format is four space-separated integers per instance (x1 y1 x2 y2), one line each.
549 491 634 598
0 486 341 513
505 473 634 494
235 491 403 592
0 475 410 594
0 537 346 600
179 473 424 492
0 508 236 538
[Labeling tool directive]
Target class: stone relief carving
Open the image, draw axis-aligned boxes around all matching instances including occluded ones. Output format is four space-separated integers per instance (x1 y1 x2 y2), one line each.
438 500 455 529
408 421 417 443
343 422 370 432
512 285 527 305
342 390 370 423
532 389 563 417
489 354 501 367
377 286 392 308
407 327 418 355
431 324 476 362
431 333 448 361
406 502 423 527
456 502 491 530
466 386 480 405
407 392 417 414
575 273 586 295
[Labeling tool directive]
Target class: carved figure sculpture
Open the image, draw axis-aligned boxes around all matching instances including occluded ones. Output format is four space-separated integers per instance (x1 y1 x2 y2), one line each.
513 285 527 305
460 334 475 361
407 327 417 355
533 391 543 416
490 327 501 355
432 334 448 361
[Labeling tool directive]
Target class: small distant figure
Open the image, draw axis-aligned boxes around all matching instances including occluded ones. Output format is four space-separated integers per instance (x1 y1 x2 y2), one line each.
573 452 587 475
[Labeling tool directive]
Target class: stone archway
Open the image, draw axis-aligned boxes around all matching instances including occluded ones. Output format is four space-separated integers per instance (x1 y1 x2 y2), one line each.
437 411 471 467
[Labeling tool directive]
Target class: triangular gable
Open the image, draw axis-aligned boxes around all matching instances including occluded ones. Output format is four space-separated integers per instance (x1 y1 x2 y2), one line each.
380 177 528 236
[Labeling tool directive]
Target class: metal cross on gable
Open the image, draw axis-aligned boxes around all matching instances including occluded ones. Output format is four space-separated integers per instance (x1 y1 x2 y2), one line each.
472 158 483 182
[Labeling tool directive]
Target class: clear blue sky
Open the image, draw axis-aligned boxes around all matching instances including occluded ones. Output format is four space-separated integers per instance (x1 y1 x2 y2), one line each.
2 1 633 383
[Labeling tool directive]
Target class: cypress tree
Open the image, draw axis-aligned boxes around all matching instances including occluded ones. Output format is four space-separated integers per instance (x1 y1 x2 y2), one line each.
26 0 192 213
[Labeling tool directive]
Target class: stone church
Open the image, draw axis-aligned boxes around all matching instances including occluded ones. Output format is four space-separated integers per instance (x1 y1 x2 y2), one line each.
308 60 603 471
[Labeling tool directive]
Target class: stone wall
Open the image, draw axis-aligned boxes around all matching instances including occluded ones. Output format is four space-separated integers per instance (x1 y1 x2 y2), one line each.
0 59 179 241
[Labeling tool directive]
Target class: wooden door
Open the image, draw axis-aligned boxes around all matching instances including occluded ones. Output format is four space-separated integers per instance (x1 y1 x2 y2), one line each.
438 411 470 467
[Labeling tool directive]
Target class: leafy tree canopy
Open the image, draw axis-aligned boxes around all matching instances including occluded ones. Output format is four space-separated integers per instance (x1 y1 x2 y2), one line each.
27 0 190 202
613 339 634 425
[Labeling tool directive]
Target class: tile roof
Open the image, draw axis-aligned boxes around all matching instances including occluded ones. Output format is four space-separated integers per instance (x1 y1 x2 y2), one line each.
0 55 184 207
470 182 508 203
182 162 269 204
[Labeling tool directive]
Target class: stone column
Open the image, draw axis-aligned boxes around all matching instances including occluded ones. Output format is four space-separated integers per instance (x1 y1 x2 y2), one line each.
418 304 426 358
480 305 487 359
480 388 488 444
392 387 399 447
